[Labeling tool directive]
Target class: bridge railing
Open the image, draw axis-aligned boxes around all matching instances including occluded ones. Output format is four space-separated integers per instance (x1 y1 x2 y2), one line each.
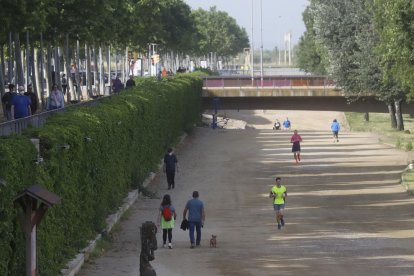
203 76 336 89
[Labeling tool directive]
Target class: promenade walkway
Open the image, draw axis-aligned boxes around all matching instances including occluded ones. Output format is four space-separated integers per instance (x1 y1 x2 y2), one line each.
79 110 413 276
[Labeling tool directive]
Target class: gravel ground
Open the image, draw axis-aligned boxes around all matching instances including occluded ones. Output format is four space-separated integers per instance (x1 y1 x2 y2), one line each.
78 110 414 276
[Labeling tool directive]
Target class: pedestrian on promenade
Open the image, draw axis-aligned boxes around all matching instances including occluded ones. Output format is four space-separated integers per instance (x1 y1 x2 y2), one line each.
61 74 68 95
112 76 123 94
164 148 178 189
269 177 287 230
2 84 17 120
24 84 38 114
47 84 65 110
331 119 341 142
157 194 177 249
11 86 31 120
290 129 303 164
183 191 205 248
125 75 136 89
283 117 291 130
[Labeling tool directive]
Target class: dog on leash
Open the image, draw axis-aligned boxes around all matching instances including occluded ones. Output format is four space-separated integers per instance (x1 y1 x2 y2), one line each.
210 235 217 248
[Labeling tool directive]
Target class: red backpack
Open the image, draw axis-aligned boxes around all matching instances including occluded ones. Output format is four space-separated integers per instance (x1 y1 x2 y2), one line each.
162 206 172 221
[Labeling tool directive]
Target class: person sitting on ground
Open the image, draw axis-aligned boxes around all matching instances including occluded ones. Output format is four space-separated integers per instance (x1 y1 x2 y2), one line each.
273 119 281 130
283 117 291 130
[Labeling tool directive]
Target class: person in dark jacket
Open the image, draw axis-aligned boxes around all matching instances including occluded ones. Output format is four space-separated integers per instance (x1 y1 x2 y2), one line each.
24 84 38 114
163 148 178 189
125 75 136 89
1 84 16 120
112 76 123 94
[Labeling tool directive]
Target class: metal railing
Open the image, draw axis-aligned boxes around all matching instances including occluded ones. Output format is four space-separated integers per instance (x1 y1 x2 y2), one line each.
203 76 336 90
0 95 112 137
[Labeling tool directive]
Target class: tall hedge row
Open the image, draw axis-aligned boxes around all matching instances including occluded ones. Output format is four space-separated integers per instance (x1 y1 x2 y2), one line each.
0 74 202 275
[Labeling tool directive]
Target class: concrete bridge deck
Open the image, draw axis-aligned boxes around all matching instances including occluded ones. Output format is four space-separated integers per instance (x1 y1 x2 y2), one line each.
201 76 414 113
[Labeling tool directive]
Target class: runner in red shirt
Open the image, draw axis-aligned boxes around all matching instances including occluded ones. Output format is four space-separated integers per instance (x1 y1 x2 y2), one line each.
290 130 303 164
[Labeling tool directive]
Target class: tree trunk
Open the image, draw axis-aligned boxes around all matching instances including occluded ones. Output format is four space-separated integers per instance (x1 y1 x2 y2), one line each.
0 45 5 98
387 102 397 129
31 47 39 108
93 45 100 95
86 43 93 98
39 33 46 109
394 99 404 131
26 32 30 88
55 46 61 88
107 45 111 95
363 112 369 122
14 33 25 86
76 39 82 100
8 32 13 85
63 34 74 102
46 46 52 94
98 46 104 95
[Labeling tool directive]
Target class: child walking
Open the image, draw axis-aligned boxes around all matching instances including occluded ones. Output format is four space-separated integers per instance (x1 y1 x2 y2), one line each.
157 194 177 249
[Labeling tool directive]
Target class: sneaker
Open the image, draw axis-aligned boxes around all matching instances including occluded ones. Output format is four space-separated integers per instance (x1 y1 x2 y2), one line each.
337 139 339 142
168 243 172 249
281 218 285 226
196 244 201 247
163 244 167 248
190 243 195 249
278 224 281 230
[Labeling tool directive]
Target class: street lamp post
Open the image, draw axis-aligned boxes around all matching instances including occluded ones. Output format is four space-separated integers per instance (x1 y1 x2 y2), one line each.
260 0 264 86
251 0 254 84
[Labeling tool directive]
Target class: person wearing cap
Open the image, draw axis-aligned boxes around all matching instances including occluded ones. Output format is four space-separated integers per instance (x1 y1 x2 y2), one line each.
24 84 38 114
10 85 31 120
1 84 17 120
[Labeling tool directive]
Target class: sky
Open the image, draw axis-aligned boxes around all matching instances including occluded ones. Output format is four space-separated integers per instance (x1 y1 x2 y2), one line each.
184 0 309 50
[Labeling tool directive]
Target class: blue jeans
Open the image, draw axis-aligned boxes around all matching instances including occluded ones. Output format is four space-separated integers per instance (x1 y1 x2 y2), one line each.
188 221 202 245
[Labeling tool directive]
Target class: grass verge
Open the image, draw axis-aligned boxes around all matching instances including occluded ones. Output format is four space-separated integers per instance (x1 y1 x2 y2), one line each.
345 112 414 194
345 112 414 151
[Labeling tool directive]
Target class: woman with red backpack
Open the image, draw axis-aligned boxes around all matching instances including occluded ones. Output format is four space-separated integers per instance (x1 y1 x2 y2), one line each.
157 194 177 249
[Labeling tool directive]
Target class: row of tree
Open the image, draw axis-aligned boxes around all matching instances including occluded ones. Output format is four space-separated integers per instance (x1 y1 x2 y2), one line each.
0 1 249 106
296 0 414 130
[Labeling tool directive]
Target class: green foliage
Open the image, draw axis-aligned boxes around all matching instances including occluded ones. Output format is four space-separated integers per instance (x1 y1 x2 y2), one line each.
372 0 414 101
0 75 202 275
345 112 414 151
296 6 328 75
191 7 249 57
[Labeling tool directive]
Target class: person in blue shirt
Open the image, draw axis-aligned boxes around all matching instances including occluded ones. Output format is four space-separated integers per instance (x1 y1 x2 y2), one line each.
183 191 205 248
331 119 341 142
283 117 291 130
11 86 31 120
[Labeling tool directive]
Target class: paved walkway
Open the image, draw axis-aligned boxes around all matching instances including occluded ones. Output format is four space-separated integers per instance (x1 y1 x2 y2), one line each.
79 110 414 276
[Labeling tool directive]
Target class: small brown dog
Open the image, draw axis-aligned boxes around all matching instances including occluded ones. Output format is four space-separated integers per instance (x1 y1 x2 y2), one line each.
210 235 217 248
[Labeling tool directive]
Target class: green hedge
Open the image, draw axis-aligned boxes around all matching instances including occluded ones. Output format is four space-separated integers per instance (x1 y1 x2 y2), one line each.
0 74 202 275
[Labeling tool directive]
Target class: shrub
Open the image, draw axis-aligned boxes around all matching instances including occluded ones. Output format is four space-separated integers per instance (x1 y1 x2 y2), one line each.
0 74 202 275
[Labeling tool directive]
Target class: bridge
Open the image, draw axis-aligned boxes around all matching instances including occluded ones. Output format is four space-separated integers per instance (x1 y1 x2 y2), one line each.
202 76 414 113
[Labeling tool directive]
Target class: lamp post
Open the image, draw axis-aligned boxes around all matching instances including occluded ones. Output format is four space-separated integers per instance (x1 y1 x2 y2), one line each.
260 0 264 86
251 0 254 84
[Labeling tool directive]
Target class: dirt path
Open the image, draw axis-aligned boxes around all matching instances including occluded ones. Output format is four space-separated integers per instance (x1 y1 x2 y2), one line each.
79 110 414 276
